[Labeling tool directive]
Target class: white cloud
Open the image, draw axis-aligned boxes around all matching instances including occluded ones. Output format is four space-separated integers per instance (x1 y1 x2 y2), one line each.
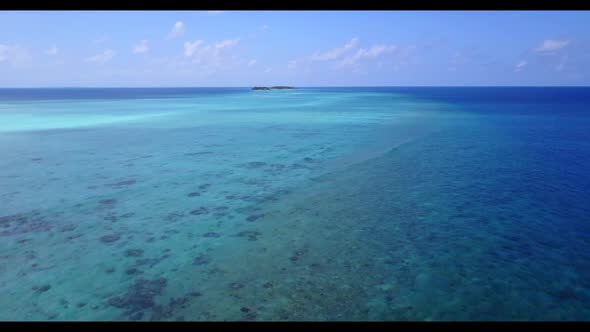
515 60 527 72
207 11 224 16
184 40 204 57
182 38 242 72
0 44 32 68
262 24 269 31
311 37 359 61
45 45 58 56
288 38 400 72
365 45 396 57
86 49 115 63
184 38 239 58
248 59 257 67
264 67 272 73
169 21 185 39
215 38 239 50
133 40 149 54
535 39 570 53
338 44 397 67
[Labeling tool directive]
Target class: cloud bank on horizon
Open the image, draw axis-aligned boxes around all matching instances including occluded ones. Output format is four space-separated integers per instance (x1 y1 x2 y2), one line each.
0 11 589 87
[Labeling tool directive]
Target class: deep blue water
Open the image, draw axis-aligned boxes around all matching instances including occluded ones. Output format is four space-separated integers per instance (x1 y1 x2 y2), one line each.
0 87 249 101
0 87 589 320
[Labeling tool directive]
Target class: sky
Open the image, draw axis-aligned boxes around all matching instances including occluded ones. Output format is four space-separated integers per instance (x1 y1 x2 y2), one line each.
0 10 589 87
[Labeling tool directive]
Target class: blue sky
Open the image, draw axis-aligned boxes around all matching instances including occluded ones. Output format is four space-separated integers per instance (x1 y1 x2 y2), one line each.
0 11 589 87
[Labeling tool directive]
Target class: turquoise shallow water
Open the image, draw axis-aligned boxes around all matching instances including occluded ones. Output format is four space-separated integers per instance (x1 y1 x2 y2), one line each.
0 87 589 320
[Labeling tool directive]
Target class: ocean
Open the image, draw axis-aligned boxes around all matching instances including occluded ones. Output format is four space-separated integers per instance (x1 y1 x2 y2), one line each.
0 87 589 320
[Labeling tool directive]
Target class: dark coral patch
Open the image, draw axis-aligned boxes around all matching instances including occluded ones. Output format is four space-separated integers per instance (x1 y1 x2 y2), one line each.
190 207 209 216
230 282 244 290
246 214 265 222
198 184 211 190
0 212 51 236
164 212 184 223
203 232 221 238
184 152 213 156
107 277 168 318
289 248 308 262
103 214 118 222
66 233 83 240
310 263 321 269
289 163 310 170
187 192 201 197
242 312 257 321
59 224 77 232
99 198 117 206
241 161 267 169
115 180 136 186
149 295 192 320
125 249 144 257
235 230 261 241
134 254 170 269
105 179 137 188
32 284 51 293
270 163 286 170
193 254 211 266
100 234 121 243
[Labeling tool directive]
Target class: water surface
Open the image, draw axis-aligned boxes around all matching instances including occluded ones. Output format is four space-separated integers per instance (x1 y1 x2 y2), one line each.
1 87 589 320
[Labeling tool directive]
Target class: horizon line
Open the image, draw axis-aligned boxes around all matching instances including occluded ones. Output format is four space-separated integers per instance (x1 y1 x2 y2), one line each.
1 85 590 89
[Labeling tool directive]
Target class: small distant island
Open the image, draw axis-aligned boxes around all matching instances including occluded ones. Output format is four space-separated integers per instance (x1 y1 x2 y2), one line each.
252 86 296 90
